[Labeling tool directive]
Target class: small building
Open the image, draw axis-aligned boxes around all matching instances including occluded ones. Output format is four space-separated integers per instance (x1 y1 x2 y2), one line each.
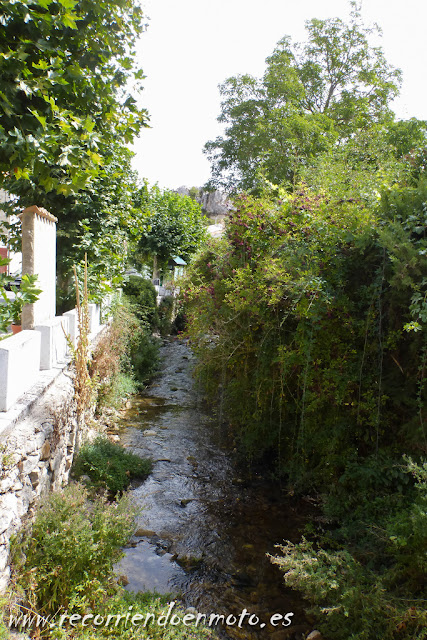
168 256 187 280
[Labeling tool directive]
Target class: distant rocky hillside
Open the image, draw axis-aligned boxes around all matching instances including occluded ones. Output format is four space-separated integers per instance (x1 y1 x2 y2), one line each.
176 187 231 220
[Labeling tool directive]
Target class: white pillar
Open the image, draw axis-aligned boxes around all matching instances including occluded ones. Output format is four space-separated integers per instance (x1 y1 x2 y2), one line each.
17 206 58 330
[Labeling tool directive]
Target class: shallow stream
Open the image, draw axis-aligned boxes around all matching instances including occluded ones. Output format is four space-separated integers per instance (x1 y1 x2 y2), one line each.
115 339 314 640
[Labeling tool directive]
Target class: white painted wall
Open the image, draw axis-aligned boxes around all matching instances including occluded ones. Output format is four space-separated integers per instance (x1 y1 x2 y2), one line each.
0 331 41 411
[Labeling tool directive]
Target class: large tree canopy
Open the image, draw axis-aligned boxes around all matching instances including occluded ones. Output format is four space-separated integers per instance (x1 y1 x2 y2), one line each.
0 0 148 194
204 5 402 192
0 0 151 304
136 186 207 270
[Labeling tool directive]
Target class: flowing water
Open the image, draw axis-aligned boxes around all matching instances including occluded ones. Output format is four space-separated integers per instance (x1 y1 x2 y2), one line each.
115 339 314 640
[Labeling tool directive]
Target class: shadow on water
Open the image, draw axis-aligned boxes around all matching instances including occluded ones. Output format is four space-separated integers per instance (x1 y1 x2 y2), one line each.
115 340 315 640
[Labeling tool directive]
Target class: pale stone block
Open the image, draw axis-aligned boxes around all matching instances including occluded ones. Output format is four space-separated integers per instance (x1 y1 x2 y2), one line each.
88 303 100 334
18 454 40 477
34 315 69 370
23 437 38 455
0 565 10 593
62 308 78 348
34 466 49 497
0 544 9 572
0 468 19 493
0 493 19 534
0 331 41 412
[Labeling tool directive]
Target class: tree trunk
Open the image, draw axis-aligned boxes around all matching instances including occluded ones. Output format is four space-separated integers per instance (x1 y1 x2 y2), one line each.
152 255 159 282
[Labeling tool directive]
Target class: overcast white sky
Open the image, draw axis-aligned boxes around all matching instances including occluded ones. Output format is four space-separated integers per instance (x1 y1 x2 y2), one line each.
131 0 427 190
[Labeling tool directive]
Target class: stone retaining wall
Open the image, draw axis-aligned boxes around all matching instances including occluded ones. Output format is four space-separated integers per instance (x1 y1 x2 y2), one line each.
0 366 83 591
0 317 105 592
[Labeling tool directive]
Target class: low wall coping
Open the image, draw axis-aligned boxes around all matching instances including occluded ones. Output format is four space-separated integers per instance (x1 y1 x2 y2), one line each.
0 360 70 441
0 322 107 440
18 206 58 224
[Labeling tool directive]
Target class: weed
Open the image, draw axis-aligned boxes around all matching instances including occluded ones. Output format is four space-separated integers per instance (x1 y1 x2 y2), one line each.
10 484 136 617
0 444 13 474
90 297 160 407
72 436 152 495
67 255 93 426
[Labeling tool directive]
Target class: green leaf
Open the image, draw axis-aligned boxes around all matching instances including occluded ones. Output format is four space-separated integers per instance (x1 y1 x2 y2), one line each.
84 116 95 133
58 0 78 8
29 110 47 130
61 13 78 29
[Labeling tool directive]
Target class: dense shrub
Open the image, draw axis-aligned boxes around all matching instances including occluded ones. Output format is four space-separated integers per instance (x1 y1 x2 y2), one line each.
122 275 159 331
158 295 175 336
11 484 136 616
90 297 159 404
184 173 427 640
131 331 160 383
72 436 152 494
171 299 187 335
270 459 427 640
184 186 426 488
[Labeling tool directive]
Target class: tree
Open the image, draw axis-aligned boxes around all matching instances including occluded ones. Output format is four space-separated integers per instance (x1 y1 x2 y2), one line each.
135 186 206 277
2 144 144 310
204 4 401 192
0 0 148 195
0 0 151 306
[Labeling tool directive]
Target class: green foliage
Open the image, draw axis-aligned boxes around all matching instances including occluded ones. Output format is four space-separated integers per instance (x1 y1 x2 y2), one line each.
0 0 150 303
188 97 427 638
131 331 160 384
0 597 9 640
270 459 427 640
0 262 42 334
73 436 152 494
189 186 201 200
158 295 175 336
102 371 137 409
8 486 214 640
90 296 160 409
3 146 144 309
122 275 159 331
184 179 426 486
136 185 207 269
43 590 216 640
0 0 148 193
171 299 187 335
205 5 402 192
11 484 136 616
109 297 160 387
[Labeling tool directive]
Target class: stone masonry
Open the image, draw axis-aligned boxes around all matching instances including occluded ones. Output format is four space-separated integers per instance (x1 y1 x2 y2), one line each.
0 366 89 592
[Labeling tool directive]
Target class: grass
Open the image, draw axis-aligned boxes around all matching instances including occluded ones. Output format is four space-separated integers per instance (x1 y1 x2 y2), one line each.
72 436 152 495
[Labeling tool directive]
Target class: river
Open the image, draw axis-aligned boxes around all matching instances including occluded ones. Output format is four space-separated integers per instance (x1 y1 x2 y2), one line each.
114 339 314 640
